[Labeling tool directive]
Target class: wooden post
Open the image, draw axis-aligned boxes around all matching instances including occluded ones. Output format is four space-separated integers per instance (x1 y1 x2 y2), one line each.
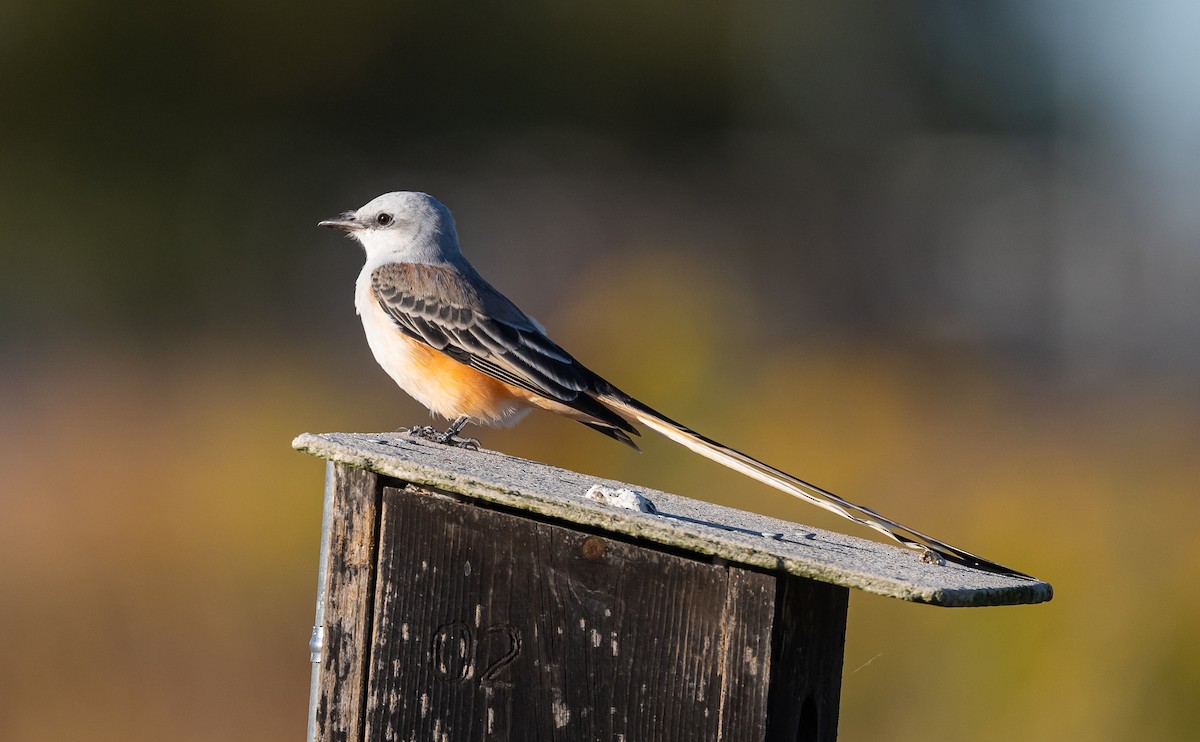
295 432 1051 742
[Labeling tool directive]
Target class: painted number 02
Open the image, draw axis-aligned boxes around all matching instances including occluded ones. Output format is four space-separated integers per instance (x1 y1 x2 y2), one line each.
431 622 522 687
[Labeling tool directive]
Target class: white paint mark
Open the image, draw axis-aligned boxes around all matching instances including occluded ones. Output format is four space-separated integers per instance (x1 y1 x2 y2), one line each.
604 608 612 617
420 693 429 719
463 560 472 577
590 629 602 648
610 638 619 656
475 604 482 627
487 707 495 734
551 698 572 729
578 618 586 630
400 623 410 641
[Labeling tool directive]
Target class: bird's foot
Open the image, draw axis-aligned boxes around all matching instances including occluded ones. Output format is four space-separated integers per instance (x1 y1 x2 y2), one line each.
403 424 441 441
438 433 480 451
403 417 479 451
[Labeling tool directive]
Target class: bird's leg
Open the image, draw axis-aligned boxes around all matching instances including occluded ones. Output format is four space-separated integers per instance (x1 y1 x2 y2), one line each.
442 415 470 438
435 415 480 450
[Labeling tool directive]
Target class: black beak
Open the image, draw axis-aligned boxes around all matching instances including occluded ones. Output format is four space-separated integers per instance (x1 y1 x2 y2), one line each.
317 211 363 232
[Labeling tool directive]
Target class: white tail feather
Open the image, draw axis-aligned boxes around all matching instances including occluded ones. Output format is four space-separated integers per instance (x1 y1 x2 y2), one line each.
599 394 1028 577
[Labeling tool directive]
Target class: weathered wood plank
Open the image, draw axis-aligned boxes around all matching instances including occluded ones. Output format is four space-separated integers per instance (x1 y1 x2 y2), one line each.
314 463 382 742
714 566 778 740
363 484 788 741
765 576 849 742
293 432 1053 607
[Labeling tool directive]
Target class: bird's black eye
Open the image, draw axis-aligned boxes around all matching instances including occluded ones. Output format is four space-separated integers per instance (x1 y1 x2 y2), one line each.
376 213 393 226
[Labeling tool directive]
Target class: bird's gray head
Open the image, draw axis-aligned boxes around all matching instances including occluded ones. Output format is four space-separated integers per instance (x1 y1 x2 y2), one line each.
318 191 461 264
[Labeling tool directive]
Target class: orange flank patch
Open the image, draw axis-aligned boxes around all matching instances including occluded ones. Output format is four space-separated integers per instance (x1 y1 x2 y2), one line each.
399 335 527 422
395 334 599 427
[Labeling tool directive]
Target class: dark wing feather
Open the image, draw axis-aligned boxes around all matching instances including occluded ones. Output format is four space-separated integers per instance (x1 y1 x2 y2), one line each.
371 262 639 439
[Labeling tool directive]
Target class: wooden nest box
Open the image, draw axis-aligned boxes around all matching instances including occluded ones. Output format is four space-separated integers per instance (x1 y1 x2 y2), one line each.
294 432 1051 742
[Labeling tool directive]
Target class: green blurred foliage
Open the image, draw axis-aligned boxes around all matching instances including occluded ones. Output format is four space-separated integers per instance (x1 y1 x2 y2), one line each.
3 1 1200 741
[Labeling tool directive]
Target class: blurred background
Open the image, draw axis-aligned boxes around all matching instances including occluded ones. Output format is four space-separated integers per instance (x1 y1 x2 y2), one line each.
2 1 1198 740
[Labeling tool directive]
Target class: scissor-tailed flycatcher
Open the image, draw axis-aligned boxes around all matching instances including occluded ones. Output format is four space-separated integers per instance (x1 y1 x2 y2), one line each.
320 191 1027 577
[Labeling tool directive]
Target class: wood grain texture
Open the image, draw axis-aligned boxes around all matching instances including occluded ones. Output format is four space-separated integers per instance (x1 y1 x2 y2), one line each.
765 576 849 742
363 484 785 742
315 464 382 742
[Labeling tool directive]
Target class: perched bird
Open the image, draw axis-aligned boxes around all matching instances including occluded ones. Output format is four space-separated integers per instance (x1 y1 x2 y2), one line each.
320 191 1026 577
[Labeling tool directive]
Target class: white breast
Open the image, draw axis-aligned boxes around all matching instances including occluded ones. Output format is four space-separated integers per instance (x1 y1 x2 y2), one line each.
355 270 437 412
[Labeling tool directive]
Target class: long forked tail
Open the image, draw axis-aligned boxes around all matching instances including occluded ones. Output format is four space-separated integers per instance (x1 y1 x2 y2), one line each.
597 393 1031 578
